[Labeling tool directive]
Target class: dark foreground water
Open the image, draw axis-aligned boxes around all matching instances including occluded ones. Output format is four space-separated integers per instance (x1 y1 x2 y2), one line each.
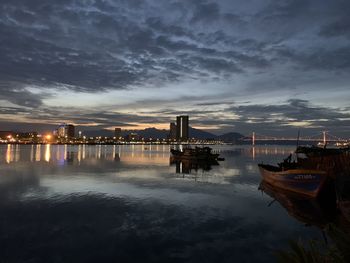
0 144 336 262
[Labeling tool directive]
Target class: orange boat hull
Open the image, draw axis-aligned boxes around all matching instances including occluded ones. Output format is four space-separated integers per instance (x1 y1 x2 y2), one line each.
258 165 328 198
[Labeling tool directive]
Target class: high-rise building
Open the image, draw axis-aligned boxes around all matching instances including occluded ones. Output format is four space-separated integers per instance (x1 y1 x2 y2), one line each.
58 124 75 138
114 128 122 139
176 115 189 141
169 122 177 140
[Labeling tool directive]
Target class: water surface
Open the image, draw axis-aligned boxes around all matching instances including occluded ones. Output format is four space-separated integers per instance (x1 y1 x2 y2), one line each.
0 144 326 262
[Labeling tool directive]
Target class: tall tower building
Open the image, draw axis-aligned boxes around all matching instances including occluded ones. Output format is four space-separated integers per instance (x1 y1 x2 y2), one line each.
169 122 177 140
115 128 122 139
58 124 75 138
176 115 189 141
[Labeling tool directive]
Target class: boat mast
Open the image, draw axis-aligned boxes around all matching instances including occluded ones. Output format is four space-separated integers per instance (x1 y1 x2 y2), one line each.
323 131 327 148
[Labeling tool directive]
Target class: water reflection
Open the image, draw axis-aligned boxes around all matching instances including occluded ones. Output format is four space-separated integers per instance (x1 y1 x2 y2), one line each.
2 144 297 165
35 144 41 162
1 144 343 263
1 145 132 164
45 144 51 162
6 144 12 163
170 157 219 174
259 181 337 228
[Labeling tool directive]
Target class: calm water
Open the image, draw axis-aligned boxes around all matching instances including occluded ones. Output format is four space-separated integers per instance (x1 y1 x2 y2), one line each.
0 144 331 262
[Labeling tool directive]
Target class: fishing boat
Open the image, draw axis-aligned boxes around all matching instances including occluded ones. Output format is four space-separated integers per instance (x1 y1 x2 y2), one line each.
258 163 328 198
170 146 220 161
296 146 349 157
296 146 350 179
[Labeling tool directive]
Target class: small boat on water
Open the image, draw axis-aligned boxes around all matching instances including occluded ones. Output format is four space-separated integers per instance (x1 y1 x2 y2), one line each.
296 146 349 157
170 146 220 161
258 163 328 198
296 146 350 179
258 144 350 198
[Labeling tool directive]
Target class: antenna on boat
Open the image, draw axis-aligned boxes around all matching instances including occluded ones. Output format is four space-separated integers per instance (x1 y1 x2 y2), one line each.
323 131 327 149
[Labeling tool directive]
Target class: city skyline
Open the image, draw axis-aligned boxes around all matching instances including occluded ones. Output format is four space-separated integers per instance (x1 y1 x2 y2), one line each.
1 1 350 136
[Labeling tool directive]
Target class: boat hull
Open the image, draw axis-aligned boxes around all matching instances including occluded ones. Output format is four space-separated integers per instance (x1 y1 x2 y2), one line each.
258 164 328 198
170 149 219 161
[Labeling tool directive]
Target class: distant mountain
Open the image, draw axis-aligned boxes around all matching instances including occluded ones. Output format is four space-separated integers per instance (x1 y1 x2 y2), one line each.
82 127 217 139
127 127 218 139
189 127 216 139
81 127 245 142
216 132 245 143
126 128 169 139
82 129 114 137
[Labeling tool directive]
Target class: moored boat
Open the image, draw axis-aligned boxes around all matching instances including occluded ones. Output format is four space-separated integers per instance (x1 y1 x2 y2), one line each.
296 146 350 179
258 164 328 198
296 146 349 157
170 147 220 161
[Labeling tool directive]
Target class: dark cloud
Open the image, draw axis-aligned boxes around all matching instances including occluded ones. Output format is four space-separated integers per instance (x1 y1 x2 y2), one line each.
233 99 349 122
130 99 350 136
0 0 349 134
191 2 221 23
195 102 234 106
0 0 269 102
272 46 350 71
319 17 350 39
0 83 47 108
217 99 350 135
318 1 350 39
1 98 349 137
0 105 172 132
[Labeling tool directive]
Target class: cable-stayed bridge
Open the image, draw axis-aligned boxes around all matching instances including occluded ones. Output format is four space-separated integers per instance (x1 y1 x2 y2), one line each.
243 131 349 145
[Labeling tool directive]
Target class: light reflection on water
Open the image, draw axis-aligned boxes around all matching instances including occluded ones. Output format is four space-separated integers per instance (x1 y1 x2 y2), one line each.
2 144 295 165
0 144 325 262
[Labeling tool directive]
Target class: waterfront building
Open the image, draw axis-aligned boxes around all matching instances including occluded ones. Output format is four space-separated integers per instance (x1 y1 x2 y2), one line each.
176 115 189 141
0 131 15 139
169 122 177 140
58 124 75 138
115 128 122 139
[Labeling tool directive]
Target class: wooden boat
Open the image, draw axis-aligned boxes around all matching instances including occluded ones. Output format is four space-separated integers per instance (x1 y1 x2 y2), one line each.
258 164 328 198
170 147 220 161
296 146 349 157
296 146 350 179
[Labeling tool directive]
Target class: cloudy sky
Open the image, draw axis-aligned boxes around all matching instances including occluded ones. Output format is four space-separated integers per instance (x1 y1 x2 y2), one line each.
1 0 350 136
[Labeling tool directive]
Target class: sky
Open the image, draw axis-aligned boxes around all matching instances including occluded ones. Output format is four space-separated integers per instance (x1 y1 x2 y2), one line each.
0 0 350 136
